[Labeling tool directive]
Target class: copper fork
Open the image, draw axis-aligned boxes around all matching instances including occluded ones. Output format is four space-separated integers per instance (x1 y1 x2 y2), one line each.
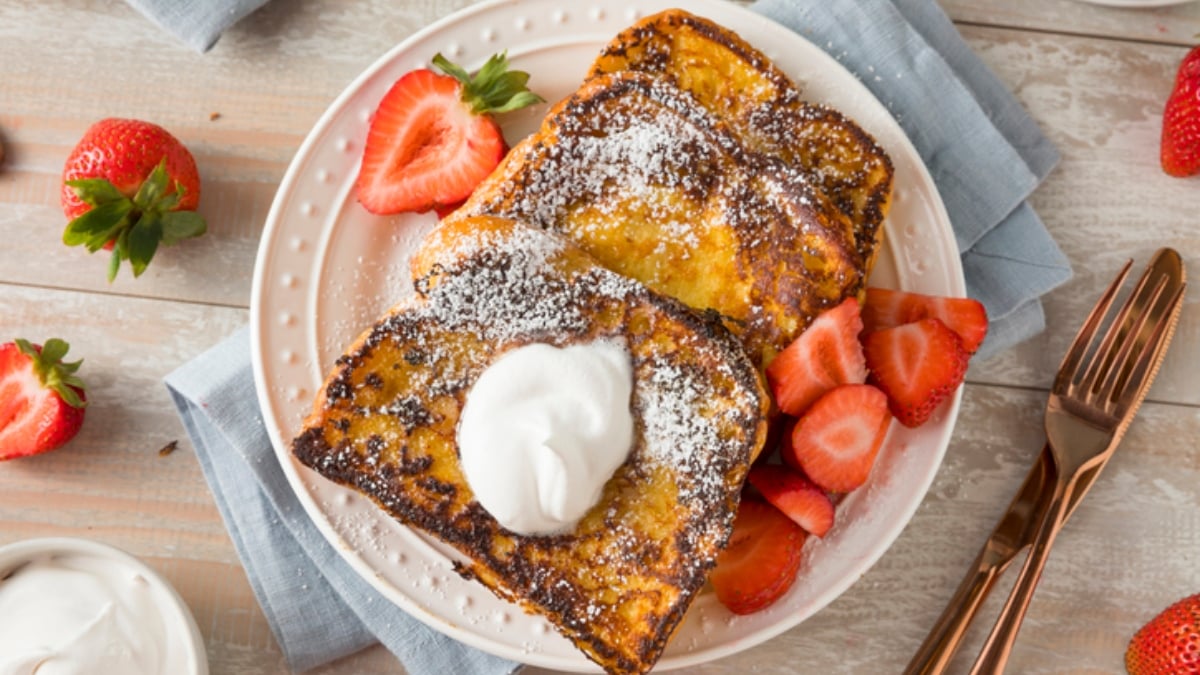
904 249 1186 675
967 248 1186 674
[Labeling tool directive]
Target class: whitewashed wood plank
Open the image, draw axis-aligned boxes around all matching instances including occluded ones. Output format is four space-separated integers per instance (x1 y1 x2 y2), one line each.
0 0 479 308
519 384 1200 674
955 25 1200 405
945 0 1200 46
3 2 1200 673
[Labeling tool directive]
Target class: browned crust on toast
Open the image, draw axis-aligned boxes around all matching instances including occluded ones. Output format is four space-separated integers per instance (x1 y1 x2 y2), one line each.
293 216 769 674
589 8 894 274
459 71 864 368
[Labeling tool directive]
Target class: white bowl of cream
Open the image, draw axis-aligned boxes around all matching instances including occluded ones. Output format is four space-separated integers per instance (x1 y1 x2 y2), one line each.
0 537 208 675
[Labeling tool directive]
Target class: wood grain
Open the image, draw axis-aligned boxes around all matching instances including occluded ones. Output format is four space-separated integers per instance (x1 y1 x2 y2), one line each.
945 0 1200 47
2 1 1199 673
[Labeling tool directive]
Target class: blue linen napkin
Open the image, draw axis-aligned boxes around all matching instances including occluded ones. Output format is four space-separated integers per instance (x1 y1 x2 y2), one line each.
754 0 1071 359
164 0 1071 671
123 0 268 52
165 326 518 674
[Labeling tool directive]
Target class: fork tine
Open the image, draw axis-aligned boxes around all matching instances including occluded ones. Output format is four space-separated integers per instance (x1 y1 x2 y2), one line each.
1111 282 1186 418
1076 260 1156 393
1054 260 1132 394
1092 274 1169 404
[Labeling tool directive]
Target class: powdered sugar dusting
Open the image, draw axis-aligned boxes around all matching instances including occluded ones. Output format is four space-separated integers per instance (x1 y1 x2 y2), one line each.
472 76 737 235
402 224 641 345
460 73 863 367
350 221 758 515
639 360 719 464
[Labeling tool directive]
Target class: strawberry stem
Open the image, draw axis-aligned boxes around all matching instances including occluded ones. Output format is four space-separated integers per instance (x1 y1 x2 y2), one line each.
63 158 206 282
432 52 544 115
14 338 86 408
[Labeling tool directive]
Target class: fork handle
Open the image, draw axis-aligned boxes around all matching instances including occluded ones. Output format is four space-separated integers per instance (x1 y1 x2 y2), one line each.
903 545 1009 675
967 479 1074 675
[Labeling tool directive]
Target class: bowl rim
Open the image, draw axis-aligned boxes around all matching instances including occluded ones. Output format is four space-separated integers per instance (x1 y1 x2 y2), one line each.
0 536 209 675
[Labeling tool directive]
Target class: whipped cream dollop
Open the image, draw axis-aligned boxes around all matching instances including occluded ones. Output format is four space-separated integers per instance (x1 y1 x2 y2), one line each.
457 339 635 535
0 554 179 675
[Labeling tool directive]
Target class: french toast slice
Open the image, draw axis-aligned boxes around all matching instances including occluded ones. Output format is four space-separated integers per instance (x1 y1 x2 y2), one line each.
589 9 894 274
292 216 769 674
458 71 863 368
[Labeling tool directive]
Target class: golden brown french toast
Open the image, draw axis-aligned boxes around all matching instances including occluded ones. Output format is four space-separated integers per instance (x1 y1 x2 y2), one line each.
458 71 864 368
292 216 769 674
589 9 894 273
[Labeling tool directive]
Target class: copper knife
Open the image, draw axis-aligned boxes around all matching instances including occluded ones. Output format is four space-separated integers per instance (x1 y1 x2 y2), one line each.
903 444 1102 675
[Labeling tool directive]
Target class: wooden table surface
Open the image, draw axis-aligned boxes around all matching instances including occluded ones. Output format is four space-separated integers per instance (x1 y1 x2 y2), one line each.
3 1 1199 673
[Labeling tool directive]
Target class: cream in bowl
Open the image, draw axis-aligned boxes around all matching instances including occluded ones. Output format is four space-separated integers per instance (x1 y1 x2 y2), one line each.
0 537 208 675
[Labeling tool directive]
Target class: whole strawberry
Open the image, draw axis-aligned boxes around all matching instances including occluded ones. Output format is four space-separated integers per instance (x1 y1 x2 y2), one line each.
61 118 207 281
1127 592 1200 674
1162 46 1200 177
0 339 87 460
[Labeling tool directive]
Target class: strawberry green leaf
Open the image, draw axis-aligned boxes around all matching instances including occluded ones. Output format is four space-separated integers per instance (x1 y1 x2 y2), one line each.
474 52 510 87
132 160 170 209
13 337 87 408
488 90 544 115
156 185 182 213
14 338 37 359
64 156 206 282
107 236 125 282
431 54 471 84
65 178 125 206
55 385 85 409
127 215 162 278
63 199 132 246
84 224 120 253
40 338 69 363
433 51 544 116
160 211 206 245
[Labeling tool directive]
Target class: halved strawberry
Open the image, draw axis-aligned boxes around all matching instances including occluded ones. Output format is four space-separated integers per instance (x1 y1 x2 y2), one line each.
747 464 836 537
864 318 969 428
0 339 87 460
765 297 867 417
710 499 806 615
785 384 891 493
356 52 542 215
862 288 989 354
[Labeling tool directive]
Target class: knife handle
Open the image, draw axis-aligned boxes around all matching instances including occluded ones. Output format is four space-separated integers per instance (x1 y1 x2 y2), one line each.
968 478 1073 675
903 542 1010 675
905 444 1057 675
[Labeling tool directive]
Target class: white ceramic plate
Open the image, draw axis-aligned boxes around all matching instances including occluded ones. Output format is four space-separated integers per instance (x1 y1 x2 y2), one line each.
250 0 964 670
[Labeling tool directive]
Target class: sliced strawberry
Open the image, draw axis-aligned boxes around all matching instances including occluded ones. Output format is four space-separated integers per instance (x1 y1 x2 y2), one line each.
0 339 87 460
747 464 835 537
785 384 891 493
710 499 806 615
864 318 969 428
356 52 542 215
765 297 866 416
862 288 989 354
761 415 798 467
433 199 466 220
